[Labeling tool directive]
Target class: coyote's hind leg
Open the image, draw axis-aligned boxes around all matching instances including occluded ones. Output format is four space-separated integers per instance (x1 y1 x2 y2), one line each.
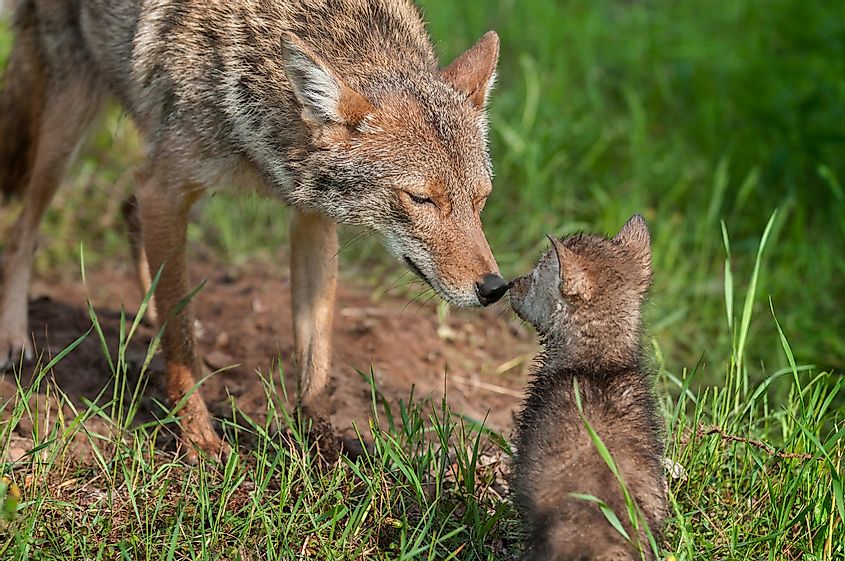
135 170 228 463
0 78 101 370
121 192 157 325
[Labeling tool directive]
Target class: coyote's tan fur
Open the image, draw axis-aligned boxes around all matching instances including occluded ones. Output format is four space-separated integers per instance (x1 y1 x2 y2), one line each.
0 0 508 460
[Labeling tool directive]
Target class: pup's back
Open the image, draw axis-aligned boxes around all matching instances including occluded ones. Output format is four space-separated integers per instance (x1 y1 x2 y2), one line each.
514 368 665 560
509 216 668 560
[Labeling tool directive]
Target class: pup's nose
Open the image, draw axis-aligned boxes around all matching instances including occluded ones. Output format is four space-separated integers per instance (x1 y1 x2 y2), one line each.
475 274 509 306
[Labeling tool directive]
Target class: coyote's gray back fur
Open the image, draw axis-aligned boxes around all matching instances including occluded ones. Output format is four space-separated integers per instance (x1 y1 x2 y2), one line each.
4 0 501 305
87 0 438 186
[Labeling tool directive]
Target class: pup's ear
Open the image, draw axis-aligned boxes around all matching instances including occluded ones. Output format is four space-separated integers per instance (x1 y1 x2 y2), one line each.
440 31 499 109
547 235 594 301
281 32 374 127
613 214 652 274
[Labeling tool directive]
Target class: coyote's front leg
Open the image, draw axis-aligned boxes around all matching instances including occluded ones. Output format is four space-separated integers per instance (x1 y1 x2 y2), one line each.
290 209 338 412
136 170 227 463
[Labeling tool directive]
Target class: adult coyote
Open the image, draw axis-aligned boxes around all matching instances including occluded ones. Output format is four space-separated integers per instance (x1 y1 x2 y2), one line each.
0 0 507 460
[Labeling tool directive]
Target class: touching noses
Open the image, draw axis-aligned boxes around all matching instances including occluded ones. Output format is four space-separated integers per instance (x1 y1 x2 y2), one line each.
475 273 509 306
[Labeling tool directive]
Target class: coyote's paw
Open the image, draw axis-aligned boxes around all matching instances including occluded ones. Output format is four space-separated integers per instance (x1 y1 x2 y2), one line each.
180 431 232 466
0 323 33 371
302 411 373 463
176 400 232 465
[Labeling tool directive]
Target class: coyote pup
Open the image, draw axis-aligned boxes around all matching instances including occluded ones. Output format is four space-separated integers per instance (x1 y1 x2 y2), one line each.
0 0 509 460
509 216 667 560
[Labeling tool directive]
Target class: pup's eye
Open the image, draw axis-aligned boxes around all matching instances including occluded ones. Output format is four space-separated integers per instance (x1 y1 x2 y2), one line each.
408 192 436 207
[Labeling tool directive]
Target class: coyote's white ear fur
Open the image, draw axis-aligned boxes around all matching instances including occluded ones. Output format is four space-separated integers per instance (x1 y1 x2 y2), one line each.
281 32 373 126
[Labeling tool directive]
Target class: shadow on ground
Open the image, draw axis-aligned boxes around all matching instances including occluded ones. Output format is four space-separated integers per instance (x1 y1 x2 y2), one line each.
1 262 536 461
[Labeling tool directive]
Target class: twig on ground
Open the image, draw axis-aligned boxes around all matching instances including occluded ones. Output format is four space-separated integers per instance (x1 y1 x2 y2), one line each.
690 424 818 461
449 375 523 399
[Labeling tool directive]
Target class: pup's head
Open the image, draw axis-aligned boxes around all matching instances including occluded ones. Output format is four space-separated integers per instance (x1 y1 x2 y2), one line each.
282 31 506 307
509 216 652 364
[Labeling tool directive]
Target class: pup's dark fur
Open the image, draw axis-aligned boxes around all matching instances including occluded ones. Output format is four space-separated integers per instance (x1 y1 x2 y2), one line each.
509 215 668 561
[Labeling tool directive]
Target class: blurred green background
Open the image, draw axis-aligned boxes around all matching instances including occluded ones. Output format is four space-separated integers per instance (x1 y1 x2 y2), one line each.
423 0 845 377
1 0 843 379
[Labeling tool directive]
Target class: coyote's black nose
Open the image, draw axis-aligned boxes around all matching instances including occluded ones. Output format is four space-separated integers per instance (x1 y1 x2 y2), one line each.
476 274 509 306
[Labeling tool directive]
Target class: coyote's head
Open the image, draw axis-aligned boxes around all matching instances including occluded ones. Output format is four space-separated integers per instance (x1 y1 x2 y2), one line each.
282 31 507 307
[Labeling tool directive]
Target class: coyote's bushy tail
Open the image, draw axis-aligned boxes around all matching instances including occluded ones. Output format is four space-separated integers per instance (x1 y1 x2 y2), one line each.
1 0 43 200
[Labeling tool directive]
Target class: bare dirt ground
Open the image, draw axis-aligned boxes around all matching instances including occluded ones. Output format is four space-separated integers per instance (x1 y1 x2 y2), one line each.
1 261 537 460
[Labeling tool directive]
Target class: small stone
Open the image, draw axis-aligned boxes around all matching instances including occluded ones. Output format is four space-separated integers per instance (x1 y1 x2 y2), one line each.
6 448 26 463
353 318 376 335
215 331 230 349
437 324 457 342
661 457 687 481
205 350 237 370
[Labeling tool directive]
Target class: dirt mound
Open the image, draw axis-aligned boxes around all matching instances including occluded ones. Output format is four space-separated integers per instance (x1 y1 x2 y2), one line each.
2 262 537 459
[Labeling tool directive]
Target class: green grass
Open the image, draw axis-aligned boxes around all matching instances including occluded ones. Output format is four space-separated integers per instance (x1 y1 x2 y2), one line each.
423 0 845 374
1 220 843 559
2 0 844 559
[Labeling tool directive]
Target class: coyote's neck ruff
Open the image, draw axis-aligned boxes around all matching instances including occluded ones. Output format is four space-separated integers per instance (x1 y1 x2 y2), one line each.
0 0 508 459
509 216 668 560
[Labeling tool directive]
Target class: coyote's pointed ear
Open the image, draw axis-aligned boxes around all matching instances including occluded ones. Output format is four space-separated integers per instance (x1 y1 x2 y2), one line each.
440 31 499 109
547 234 594 301
613 214 652 273
281 32 374 127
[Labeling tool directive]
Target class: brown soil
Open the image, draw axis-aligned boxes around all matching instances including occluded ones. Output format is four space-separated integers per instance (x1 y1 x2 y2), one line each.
1 261 537 460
